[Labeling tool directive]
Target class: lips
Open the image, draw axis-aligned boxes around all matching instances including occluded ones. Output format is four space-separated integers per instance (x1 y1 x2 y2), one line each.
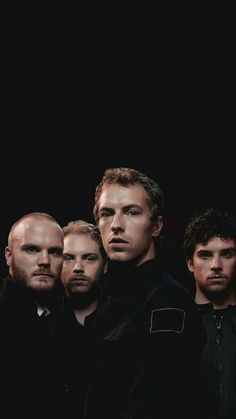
70 276 88 282
208 275 226 280
109 238 128 244
207 276 227 284
33 271 53 277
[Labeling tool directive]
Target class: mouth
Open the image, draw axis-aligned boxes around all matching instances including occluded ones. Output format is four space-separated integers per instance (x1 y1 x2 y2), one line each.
108 242 128 253
70 276 88 283
33 273 53 278
208 276 227 284
109 238 128 244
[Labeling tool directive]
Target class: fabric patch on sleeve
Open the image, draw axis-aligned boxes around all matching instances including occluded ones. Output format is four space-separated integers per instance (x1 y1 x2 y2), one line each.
150 308 185 334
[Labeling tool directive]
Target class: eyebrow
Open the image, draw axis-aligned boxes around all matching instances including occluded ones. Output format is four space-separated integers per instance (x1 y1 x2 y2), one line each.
22 244 63 252
63 252 99 257
197 246 236 253
100 204 142 211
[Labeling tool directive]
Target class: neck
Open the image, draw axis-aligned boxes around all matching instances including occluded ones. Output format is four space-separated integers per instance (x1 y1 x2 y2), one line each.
108 256 156 273
66 286 99 308
73 299 98 325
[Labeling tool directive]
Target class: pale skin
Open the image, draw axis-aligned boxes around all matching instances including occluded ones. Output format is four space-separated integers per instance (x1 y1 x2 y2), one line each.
97 183 163 267
187 237 236 309
61 233 106 324
5 216 64 295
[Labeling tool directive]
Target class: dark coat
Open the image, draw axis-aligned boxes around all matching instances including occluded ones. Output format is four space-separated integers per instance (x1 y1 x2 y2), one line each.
84 259 209 419
51 292 93 418
0 277 62 419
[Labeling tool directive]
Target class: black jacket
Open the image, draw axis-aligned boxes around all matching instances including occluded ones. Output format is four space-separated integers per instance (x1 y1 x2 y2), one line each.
0 276 62 419
51 292 96 418
84 259 208 419
198 303 236 419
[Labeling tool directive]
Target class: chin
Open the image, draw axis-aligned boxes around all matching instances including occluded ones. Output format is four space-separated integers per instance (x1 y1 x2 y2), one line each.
33 282 54 292
205 286 228 299
208 284 226 292
110 254 130 262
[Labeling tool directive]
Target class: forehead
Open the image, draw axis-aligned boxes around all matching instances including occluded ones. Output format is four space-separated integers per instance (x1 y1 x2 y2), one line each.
99 183 149 208
13 218 63 245
64 233 100 254
195 236 236 252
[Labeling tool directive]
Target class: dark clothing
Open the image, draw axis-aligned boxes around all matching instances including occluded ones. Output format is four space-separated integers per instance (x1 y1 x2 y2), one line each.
198 303 236 419
84 259 208 419
51 293 94 418
0 277 62 419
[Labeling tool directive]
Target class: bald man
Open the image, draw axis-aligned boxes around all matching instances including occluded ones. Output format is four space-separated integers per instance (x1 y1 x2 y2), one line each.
0 212 64 418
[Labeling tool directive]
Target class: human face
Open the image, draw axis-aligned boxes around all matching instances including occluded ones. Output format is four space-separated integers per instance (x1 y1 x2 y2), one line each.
5 218 64 292
97 183 162 267
187 237 236 295
61 233 105 295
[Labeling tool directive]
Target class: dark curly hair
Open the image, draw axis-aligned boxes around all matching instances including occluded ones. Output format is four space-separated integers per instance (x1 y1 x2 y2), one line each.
183 208 236 260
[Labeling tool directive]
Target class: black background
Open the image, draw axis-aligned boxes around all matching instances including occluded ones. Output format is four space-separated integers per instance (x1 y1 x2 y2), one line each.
1 38 234 291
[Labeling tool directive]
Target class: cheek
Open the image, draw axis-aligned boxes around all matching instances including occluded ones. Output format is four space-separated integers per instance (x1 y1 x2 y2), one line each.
225 261 236 274
134 226 152 244
88 265 100 277
95 264 104 276
136 222 153 235
195 265 209 281
100 224 109 236
195 262 206 271
55 259 63 269
61 265 72 279
190 260 205 275
61 275 69 286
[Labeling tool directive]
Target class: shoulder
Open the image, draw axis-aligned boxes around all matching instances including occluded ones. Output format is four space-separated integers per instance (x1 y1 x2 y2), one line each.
141 263 194 309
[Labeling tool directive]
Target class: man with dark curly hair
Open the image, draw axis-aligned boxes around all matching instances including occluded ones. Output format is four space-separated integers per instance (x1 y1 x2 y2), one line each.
183 208 236 419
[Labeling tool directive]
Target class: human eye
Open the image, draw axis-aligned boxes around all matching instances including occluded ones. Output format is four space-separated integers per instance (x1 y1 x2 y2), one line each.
63 254 74 262
50 247 63 257
127 209 140 215
100 209 111 218
85 255 98 262
23 245 39 254
221 249 236 258
198 250 211 259
126 206 141 216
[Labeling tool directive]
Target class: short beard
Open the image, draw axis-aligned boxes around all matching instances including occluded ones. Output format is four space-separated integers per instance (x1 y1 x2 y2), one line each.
10 260 55 302
66 284 100 309
11 261 31 288
202 285 234 303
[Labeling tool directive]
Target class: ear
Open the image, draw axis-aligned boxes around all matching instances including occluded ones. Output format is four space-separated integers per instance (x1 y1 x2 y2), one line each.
186 259 194 273
152 216 163 238
5 246 12 267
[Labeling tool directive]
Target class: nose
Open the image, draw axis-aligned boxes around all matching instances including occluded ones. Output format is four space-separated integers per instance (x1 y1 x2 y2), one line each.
38 250 50 266
111 213 124 233
73 259 84 272
210 255 222 271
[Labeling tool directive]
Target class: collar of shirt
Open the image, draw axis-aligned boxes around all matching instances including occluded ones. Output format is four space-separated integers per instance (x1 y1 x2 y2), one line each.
36 304 50 317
